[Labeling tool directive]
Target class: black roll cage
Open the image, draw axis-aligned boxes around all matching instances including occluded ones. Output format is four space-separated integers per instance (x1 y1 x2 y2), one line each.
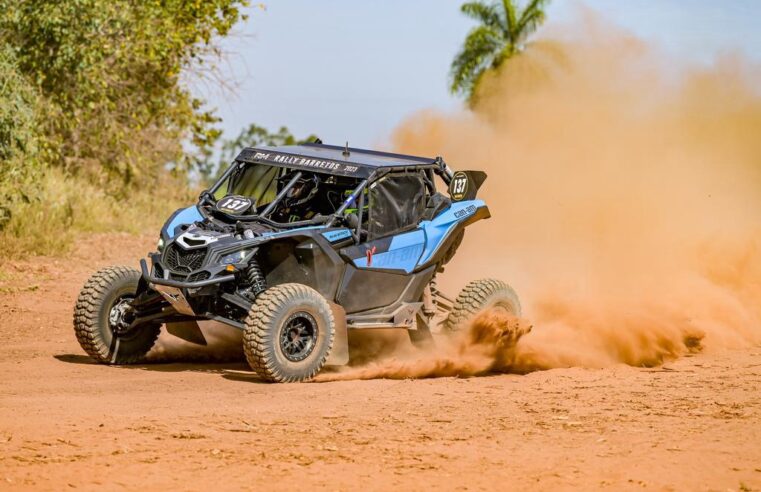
198 157 454 232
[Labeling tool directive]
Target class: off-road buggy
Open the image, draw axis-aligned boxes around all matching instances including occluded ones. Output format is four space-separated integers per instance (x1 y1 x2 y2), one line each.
73 143 522 382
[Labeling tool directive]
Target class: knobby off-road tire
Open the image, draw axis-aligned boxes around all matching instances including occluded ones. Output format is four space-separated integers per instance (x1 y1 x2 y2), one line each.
444 278 522 333
243 283 335 383
73 266 160 364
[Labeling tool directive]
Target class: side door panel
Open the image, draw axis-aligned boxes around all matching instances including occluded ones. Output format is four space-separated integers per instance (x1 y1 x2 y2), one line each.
347 229 425 273
336 229 426 313
336 267 412 313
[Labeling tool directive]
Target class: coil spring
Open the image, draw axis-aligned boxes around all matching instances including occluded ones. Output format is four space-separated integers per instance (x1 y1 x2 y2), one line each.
245 259 267 296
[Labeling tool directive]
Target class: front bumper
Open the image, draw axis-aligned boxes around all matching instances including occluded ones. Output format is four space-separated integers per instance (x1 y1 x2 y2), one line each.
140 258 236 289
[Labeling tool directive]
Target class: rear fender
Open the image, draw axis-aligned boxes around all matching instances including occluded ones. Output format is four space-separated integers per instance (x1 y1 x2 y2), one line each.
415 199 490 270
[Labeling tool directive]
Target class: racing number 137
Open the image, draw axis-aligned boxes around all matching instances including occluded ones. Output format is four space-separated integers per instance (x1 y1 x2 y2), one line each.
453 177 467 194
219 197 249 211
451 175 468 199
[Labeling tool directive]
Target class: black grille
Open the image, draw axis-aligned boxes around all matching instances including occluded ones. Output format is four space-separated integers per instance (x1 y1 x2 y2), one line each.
187 271 210 283
165 244 207 273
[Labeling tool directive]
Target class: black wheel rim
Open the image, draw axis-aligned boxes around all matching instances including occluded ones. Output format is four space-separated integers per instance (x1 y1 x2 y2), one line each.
108 294 137 337
279 312 318 362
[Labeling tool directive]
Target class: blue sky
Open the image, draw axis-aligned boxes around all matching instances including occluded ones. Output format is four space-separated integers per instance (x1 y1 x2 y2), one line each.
201 0 761 148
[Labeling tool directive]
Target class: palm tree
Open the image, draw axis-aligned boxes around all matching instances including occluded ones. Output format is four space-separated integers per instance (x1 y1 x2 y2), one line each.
450 0 550 103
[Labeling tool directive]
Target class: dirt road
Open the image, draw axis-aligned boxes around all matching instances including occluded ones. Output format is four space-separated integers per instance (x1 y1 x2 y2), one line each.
1 234 759 491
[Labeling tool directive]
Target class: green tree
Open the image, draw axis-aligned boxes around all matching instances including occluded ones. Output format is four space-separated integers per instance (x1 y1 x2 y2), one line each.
0 0 249 190
0 0 251 255
450 0 550 103
0 47 38 169
0 46 41 230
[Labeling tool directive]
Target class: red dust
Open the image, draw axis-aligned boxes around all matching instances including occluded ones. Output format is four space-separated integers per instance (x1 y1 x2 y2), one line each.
337 12 761 380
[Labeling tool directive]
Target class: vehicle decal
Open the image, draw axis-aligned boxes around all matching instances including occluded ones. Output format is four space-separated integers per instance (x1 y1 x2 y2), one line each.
454 204 477 219
216 195 253 214
236 148 364 177
449 171 469 201
321 229 352 243
351 230 425 273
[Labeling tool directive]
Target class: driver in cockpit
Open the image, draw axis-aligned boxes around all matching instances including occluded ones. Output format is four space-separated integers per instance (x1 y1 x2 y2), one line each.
271 171 321 223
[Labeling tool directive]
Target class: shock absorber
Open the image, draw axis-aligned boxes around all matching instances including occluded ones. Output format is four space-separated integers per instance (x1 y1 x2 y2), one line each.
244 259 267 298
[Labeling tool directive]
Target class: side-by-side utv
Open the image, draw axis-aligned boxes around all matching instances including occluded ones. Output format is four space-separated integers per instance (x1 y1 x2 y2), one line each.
73 143 522 382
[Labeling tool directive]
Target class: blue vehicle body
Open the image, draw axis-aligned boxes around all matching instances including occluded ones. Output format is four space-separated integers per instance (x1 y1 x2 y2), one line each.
346 200 484 273
75 142 510 382
140 143 493 352
162 199 486 275
161 205 203 241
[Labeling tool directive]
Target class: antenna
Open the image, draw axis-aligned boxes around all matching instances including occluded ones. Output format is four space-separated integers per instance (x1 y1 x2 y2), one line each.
343 141 350 157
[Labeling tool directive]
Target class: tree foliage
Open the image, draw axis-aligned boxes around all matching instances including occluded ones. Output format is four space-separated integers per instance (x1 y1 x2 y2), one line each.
0 0 248 253
450 0 550 103
0 46 39 229
0 46 38 171
0 0 248 188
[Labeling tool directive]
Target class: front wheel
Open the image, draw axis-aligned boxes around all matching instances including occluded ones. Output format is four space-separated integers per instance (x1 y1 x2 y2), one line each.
243 283 335 383
73 266 161 364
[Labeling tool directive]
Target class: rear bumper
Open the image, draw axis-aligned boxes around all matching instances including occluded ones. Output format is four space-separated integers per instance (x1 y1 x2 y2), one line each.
140 258 236 289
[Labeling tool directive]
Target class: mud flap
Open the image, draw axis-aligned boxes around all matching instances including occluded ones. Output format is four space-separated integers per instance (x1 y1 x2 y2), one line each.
325 303 349 366
408 313 435 349
166 321 208 346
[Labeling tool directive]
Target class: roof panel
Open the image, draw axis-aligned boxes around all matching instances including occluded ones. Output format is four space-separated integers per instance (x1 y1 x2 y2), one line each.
235 143 439 178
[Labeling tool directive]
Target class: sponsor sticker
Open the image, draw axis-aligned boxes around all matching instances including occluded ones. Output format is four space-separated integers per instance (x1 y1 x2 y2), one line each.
322 229 352 243
240 149 362 176
454 204 477 219
449 171 469 201
216 195 253 215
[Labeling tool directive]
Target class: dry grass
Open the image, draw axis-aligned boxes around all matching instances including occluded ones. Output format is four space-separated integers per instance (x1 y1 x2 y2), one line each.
0 167 196 260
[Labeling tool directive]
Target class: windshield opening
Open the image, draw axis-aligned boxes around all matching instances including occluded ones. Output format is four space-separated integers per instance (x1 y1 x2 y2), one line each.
215 163 284 207
212 162 365 224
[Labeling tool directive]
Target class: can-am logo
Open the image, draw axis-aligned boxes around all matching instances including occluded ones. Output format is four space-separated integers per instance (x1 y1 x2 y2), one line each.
454 204 476 219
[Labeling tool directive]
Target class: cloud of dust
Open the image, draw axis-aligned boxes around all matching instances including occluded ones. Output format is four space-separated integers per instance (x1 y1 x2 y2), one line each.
316 309 532 382
319 11 761 380
148 321 243 363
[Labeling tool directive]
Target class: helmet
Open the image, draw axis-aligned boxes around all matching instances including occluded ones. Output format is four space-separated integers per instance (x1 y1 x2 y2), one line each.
278 171 320 208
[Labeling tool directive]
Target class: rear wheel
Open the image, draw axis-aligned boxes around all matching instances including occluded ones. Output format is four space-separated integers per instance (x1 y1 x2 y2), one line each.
444 278 522 333
243 284 335 383
73 266 161 364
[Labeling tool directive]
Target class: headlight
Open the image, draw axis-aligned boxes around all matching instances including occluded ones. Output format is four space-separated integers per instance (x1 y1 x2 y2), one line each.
157 237 165 252
220 249 253 265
